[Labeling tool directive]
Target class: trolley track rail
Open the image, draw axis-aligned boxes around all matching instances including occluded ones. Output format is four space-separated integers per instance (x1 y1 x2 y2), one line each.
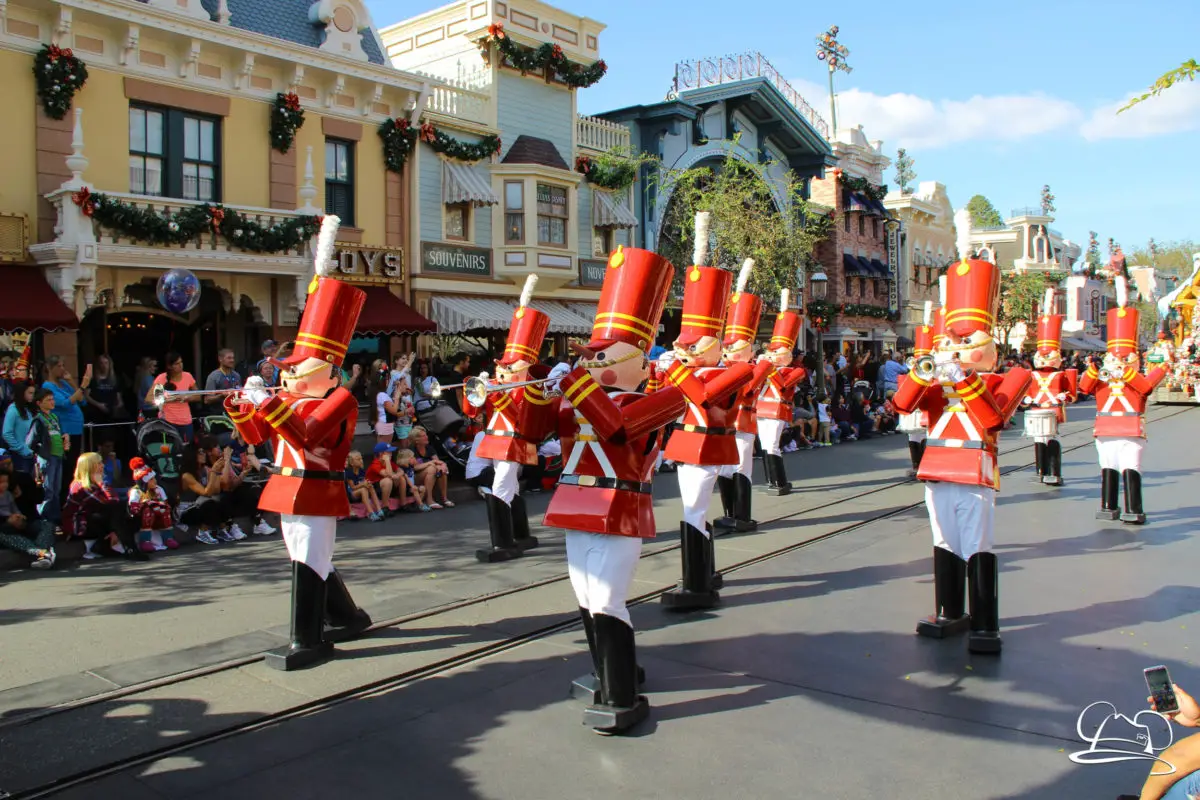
5 404 1193 798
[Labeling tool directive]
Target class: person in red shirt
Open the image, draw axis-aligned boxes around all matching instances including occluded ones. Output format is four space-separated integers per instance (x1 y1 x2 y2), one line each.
365 442 401 510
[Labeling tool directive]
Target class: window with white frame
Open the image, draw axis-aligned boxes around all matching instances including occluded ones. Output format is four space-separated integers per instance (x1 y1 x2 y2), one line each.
504 181 524 244
536 183 568 247
445 202 470 241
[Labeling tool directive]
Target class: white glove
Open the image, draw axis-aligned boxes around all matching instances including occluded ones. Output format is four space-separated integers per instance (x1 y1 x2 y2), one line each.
937 362 965 384
243 376 271 407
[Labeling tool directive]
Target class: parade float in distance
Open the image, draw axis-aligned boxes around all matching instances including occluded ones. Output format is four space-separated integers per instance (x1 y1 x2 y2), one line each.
1150 252 1200 404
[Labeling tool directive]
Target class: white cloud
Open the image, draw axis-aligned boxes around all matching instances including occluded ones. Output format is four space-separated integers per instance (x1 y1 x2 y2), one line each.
1079 80 1200 140
790 79 1082 150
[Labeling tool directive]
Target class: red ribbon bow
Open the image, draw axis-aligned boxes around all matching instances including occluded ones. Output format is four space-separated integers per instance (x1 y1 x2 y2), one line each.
487 23 505 40
209 207 225 231
419 123 436 143
71 187 94 216
551 45 564 60
283 92 301 112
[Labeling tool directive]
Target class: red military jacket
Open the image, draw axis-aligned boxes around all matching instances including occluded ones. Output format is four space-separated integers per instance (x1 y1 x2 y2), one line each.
896 373 929 429
661 361 754 465
543 366 686 538
756 366 808 421
224 388 357 516
893 368 1031 490
731 360 775 435
1079 364 1166 439
477 365 555 464
1022 368 1079 423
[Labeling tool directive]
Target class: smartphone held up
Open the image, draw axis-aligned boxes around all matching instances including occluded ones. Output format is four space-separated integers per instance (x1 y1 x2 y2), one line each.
1146 665 1180 715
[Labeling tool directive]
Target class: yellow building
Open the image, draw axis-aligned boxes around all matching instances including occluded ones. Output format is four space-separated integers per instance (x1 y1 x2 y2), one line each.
0 0 482 376
883 182 958 340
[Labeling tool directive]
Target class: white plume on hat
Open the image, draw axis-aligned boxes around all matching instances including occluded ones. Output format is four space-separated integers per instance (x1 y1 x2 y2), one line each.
954 208 972 262
314 214 340 277
519 273 537 308
1043 287 1055 316
693 211 712 267
1115 275 1128 309
923 300 932 327
780 287 790 312
736 259 754 294
938 274 947 306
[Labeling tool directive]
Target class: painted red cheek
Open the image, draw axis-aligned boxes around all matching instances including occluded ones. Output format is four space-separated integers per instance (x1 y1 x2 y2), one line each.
599 369 617 386
967 350 983 364
294 380 308 394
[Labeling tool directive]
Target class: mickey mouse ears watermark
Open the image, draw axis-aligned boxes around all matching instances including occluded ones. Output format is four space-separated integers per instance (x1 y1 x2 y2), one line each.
1070 701 1175 776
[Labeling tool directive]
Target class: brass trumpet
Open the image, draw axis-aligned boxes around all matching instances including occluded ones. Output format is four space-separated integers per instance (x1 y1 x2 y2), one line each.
428 375 558 408
152 381 281 408
912 355 937 382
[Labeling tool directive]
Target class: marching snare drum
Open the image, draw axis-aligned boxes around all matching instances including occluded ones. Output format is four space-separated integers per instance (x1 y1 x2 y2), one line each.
1024 408 1058 438
897 412 925 433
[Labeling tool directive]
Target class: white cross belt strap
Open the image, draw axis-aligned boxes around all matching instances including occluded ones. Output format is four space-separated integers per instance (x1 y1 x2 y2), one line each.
562 391 638 480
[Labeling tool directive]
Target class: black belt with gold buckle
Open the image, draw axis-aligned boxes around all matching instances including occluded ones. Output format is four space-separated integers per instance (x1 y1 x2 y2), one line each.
270 467 345 480
557 475 652 494
926 439 985 450
672 423 733 435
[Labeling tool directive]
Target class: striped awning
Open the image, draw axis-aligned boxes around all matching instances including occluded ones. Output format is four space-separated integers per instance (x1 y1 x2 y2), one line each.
843 253 868 276
870 258 890 277
592 190 638 229
848 192 872 213
443 160 499 206
430 296 596 335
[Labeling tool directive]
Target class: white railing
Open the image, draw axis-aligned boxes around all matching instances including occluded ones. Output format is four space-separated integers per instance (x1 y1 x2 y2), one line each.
577 114 631 153
425 81 490 124
670 51 829 139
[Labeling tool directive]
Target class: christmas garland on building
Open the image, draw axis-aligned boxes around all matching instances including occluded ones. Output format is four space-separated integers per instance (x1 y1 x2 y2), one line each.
835 170 888 202
805 299 838 332
481 23 607 89
34 44 88 120
575 155 637 191
269 92 305 154
70 187 320 253
378 117 501 173
804 298 899 331
841 302 899 321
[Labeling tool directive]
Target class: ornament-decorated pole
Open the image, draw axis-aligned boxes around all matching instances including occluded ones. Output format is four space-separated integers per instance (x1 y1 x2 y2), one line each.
814 25 852 138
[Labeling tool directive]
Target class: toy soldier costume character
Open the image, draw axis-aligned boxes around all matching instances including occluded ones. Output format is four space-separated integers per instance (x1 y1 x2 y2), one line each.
892 236 1032 655
755 290 807 494
1021 289 1078 486
898 299 938 478
716 260 774 533
544 244 686 734
659 215 755 611
224 216 371 670
1079 277 1166 524
475 274 553 562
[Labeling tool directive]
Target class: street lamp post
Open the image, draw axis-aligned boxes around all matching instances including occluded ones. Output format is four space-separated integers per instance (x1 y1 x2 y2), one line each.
810 271 828 396
815 26 851 138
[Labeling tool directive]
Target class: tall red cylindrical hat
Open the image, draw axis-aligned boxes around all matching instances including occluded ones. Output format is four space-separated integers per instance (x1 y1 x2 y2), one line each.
1106 306 1139 356
279 277 366 368
1035 314 1065 355
12 344 30 377
499 306 550 366
723 291 763 347
944 258 1000 338
913 324 934 357
586 245 674 353
931 307 947 349
769 312 801 351
676 266 733 347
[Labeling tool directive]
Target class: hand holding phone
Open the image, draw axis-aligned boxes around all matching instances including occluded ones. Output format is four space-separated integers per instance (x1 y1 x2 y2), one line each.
1145 665 1181 715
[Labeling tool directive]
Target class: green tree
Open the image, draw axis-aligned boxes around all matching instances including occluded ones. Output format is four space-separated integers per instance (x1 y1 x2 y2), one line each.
652 140 830 303
1086 231 1102 270
1119 60 1199 113
966 194 1004 228
1129 239 1199 280
996 271 1049 350
894 148 916 194
1134 298 1161 345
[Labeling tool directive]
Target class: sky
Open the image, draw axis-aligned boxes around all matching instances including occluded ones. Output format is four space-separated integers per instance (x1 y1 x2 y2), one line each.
365 0 1200 254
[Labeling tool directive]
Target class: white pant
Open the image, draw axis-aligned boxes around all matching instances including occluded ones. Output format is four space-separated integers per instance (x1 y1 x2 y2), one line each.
566 531 642 626
281 514 336 580
719 432 755 479
925 483 995 560
758 418 787 456
907 430 927 443
677 462 720 533
1096 437 1144 472
491 459 520 505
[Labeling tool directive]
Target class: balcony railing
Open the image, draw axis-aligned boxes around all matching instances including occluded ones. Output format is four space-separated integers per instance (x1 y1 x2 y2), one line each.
577 114 631 153
1010 206 1045 218
669 51 829 139
410 68 491 126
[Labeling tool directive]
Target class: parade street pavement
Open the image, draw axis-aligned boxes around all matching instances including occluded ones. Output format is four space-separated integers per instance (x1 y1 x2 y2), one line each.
2 402 1197 798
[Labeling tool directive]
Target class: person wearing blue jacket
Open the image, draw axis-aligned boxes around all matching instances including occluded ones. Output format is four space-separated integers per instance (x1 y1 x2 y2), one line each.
41 356 90 483
2 382 37 473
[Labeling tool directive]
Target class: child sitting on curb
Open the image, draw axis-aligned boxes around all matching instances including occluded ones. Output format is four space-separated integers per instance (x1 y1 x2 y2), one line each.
345 450 385 521
128 457 179 552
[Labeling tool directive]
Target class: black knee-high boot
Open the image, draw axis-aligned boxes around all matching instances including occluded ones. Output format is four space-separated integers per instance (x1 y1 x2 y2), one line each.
761 453 776 487
265 561 333 671
1096 469 1120 520
511 494 539 550
1042 440 1063 486
916 548 970 639
1121 469 1146 525
765 454 792 495
1032 442 1046 481
324 568 372 643
477 494 522 563
907 440 923 477
714 476 737 531
571 607 646 703
967 552 1002 654
661 522 719 610
731 473 757 532
583 614 649 734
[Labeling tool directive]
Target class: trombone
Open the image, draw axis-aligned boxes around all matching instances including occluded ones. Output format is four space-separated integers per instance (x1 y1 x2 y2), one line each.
428 375 558 408
152 383 281 408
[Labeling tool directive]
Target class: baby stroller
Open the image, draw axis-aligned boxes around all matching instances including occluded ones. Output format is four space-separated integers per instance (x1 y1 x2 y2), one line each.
135 418 185 498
